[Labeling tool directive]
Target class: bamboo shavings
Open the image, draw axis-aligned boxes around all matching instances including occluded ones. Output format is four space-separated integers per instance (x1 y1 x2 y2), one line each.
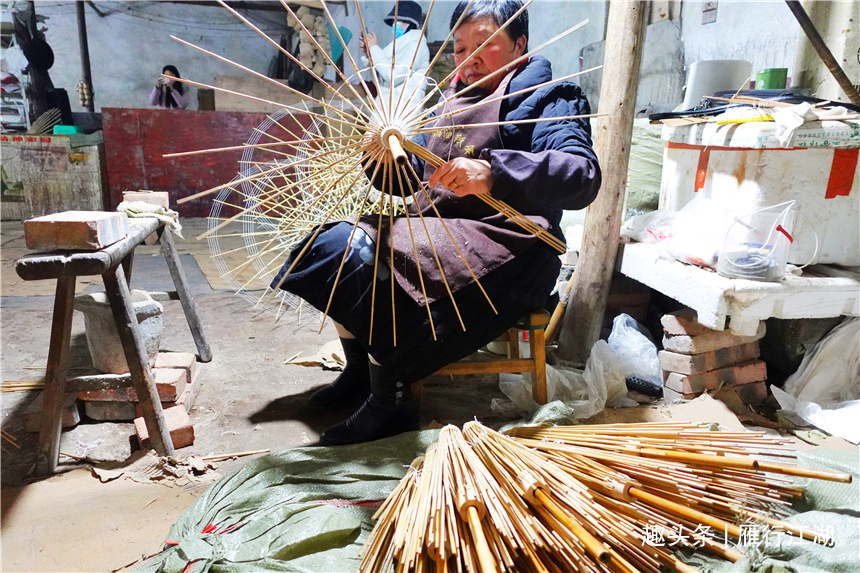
2 380 46 392
361 421 848 573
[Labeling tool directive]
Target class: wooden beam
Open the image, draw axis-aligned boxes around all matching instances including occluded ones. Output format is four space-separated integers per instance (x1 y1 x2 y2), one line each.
557 1 649 366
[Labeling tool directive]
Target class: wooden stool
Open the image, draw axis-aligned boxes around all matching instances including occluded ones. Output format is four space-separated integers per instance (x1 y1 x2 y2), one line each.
16 218 212 475
434 309 550 404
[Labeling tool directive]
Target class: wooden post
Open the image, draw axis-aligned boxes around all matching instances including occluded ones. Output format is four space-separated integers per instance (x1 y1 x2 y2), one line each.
557 1 649 366
76 1 95 112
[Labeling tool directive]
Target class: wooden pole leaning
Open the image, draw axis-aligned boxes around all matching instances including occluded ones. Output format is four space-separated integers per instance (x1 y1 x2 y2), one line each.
557 0 649 365
102 264 175 458
157 226 212 362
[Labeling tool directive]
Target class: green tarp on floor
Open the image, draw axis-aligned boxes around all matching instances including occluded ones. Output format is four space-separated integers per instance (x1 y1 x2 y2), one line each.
137 405 859 573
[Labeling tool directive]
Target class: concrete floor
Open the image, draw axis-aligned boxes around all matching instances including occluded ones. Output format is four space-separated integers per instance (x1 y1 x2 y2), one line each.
1 218 513 571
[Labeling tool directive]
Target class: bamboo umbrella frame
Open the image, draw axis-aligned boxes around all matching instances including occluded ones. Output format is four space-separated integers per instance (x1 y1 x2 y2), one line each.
164 0 601 333
359 421 848 572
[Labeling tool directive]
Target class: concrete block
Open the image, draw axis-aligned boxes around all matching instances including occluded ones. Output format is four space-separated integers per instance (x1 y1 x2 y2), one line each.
663 322 766 354
78 367 188 402
85 401 137 421
75 290 163 374
658 342 760 375
135 366 202 418
22 391 80 433
24 211 129 251
122 191 170 209
662 386 702 404
663 360 767 394
661 308 716 336
135 405 194 450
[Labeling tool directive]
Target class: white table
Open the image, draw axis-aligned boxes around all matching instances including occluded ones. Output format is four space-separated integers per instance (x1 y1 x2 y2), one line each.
618 243 860 335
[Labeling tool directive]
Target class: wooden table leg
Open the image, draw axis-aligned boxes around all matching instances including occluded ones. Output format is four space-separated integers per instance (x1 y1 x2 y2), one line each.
103 264 175 457
158 226 212 363
36 276 76 476
531 327 548 405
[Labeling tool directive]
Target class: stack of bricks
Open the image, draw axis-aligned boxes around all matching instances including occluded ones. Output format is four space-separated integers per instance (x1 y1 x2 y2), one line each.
660 309 768 405
78 351 200 449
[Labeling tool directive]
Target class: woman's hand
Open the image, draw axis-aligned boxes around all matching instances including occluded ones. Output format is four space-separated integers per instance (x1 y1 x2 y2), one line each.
428 157 492 197
364 31 378 50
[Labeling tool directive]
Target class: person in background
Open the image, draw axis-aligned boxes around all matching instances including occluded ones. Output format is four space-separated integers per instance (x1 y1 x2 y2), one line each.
359 0 430 115
148 65 189 109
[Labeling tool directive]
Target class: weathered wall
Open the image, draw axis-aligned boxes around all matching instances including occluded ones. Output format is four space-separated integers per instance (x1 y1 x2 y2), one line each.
35 1 605 113
37 1 291 112
681 0 800 86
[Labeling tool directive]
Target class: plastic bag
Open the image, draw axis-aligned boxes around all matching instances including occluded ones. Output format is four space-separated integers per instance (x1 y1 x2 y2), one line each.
583 340 637 409
607 314 662 389
493 366 593 418
492 340 636 419
621 197 727 267
772 318 860 443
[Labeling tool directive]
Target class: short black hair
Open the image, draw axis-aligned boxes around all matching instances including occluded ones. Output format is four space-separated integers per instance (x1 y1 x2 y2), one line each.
450 0 529 50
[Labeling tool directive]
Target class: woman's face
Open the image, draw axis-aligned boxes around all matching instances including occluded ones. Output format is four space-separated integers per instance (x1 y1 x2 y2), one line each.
453 16 526 91
163 69 177 79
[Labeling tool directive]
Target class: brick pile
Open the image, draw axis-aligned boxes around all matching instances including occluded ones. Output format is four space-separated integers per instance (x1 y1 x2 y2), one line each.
79 351 200 449
660 309 768 405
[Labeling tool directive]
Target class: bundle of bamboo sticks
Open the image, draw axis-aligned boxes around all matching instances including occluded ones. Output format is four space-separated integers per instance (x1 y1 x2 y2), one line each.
360 421 850 573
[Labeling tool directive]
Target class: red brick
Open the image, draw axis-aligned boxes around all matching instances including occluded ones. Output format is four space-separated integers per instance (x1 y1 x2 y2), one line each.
122 191 170 209
23 391 80 433
662 386 703 404
663 360 767 394
732 381 768 405
661 308 717 336
78 367 187 402
135 366 202 418
662 322 766 355
154 352 197 381
659 342 760 375
24 211 129 251
135 406 194 450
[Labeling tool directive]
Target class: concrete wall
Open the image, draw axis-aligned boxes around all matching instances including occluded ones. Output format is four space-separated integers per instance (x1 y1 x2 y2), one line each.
34 1 606 113
681 0 800 87
32 1 822 115
36 1 289 111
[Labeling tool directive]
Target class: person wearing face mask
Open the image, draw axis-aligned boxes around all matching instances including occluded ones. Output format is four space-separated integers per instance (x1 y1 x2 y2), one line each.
359 0 429 116
273 0 600 446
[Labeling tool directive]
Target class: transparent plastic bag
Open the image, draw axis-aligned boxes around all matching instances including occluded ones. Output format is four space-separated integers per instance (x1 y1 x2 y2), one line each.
492 340 636 419
621 197 727 267
607 314 662 389
583 340 636 409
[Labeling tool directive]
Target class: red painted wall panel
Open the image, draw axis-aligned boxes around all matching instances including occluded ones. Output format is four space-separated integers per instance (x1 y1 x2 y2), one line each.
102 108 311 218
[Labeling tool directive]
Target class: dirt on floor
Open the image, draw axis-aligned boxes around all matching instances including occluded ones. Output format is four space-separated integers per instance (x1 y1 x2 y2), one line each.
1 218 512 572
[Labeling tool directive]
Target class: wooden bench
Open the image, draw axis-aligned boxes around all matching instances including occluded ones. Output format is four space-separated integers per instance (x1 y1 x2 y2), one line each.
16 218 211 475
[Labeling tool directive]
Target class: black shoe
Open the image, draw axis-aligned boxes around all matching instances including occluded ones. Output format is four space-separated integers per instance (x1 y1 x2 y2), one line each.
305 337 371 410
320 363 419 446
320 394 419 446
